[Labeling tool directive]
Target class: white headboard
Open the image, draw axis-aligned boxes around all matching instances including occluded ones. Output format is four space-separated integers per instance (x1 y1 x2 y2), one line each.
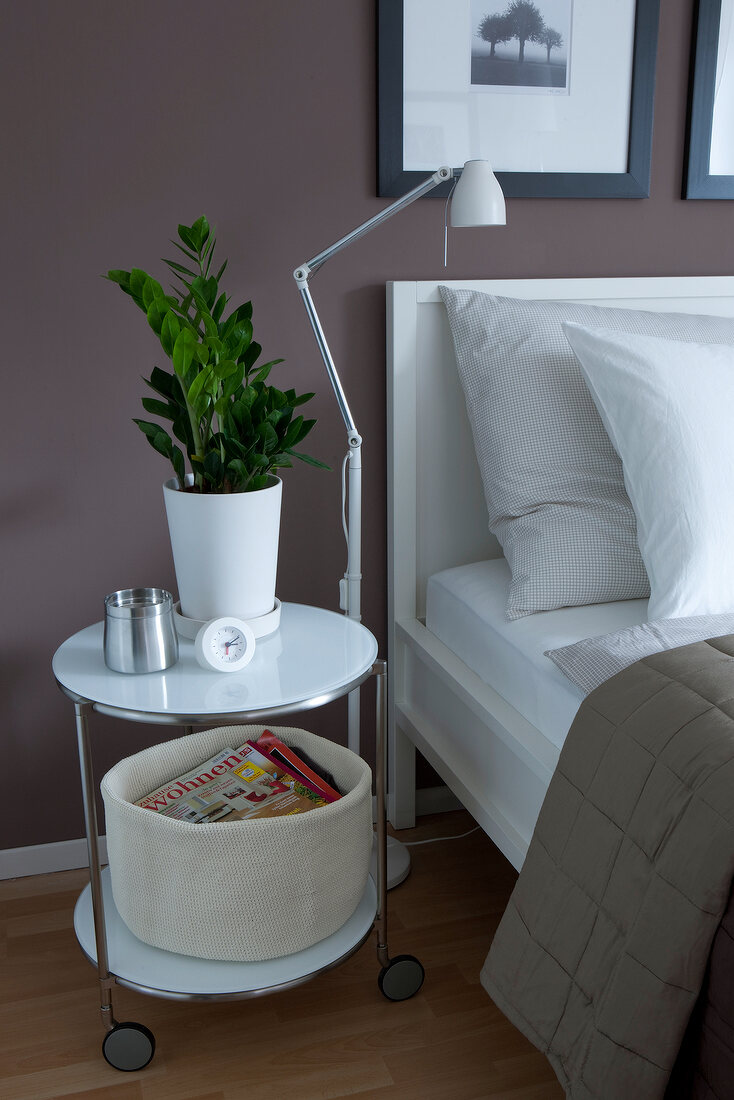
386 276 734 625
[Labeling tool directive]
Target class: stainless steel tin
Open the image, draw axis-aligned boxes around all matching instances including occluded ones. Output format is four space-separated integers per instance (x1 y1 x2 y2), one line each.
103 588 178 674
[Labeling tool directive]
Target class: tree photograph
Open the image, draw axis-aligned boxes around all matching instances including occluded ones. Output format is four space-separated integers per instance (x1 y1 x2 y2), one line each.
471 0 572 92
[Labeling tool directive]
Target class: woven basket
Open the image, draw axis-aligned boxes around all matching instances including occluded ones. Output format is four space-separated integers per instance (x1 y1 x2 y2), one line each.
101 724 373 961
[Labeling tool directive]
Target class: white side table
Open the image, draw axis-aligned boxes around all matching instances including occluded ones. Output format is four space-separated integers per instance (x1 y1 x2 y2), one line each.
53 602 424 1071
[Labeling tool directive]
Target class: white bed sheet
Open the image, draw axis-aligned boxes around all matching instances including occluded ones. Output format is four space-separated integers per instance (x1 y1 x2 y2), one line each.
425 558 649 749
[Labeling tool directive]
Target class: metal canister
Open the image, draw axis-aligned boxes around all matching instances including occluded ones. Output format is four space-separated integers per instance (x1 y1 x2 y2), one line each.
103 588 179 674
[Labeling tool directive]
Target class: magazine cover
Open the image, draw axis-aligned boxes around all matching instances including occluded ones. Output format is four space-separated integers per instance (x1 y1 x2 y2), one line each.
135 746 244 812
254 729 342 801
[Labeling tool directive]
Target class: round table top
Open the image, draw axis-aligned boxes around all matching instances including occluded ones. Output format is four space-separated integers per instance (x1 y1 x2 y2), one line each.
52 603 378 724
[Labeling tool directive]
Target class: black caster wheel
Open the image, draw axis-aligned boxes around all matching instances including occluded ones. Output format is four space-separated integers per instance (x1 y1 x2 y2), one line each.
102 1021 156 1071
378 954 425 1001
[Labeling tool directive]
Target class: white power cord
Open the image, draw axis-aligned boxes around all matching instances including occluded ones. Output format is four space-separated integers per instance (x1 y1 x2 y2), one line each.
341 451 349 546
403 825 480 847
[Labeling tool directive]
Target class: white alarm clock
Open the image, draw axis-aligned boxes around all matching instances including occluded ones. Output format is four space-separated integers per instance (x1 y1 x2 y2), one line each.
194 617 256 672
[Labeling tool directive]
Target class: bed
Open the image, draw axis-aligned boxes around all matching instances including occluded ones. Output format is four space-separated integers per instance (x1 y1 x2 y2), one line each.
386 275 734 1097
386 274 734 868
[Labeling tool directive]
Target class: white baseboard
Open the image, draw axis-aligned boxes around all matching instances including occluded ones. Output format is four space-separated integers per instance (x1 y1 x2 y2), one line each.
2 786 460 881
0 836 108 881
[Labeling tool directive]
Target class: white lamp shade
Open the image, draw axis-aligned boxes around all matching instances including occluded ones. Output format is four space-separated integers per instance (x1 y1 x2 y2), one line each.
450 160 506 227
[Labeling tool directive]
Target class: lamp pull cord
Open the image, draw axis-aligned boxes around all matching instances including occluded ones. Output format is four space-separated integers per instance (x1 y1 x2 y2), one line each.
443 178 458 267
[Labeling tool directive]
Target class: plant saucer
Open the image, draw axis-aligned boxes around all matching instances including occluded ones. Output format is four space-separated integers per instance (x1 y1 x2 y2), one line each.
173 598 281 641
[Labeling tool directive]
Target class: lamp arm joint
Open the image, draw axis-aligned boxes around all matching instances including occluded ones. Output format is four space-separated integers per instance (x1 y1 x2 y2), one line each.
293 263 312 287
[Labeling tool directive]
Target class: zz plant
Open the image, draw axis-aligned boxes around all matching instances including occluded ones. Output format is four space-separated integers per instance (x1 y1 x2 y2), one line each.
106 216 327 493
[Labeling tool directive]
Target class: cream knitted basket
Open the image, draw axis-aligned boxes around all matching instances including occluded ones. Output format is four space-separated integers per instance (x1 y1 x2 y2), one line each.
101 724 373 961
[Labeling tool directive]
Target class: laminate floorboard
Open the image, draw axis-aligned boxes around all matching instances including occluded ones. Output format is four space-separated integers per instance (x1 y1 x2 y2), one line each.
0 811 563 1099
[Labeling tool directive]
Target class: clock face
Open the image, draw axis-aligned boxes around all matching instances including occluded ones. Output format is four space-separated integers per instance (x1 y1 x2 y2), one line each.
209 625 248 664
195 617 256 672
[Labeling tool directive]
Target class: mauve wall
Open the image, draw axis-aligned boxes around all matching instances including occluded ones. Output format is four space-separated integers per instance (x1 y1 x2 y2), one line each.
2 0 732 854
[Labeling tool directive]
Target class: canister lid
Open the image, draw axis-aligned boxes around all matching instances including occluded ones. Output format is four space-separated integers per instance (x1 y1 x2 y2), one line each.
104 588 174 619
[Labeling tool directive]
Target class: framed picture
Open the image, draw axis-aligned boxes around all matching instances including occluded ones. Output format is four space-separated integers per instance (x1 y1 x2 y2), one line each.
684 0 734 198
378 0 660 199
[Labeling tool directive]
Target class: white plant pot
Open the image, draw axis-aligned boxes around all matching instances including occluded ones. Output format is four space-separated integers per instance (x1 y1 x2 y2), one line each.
163 474 282 622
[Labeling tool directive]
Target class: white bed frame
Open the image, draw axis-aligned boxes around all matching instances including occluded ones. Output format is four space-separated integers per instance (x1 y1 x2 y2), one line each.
386 275 734 870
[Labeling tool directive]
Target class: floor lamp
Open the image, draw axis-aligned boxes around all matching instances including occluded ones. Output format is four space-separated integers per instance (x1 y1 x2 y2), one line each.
294 160 506 888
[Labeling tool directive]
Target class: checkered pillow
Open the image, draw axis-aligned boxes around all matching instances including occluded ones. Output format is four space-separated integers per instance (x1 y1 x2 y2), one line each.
439 288 734 618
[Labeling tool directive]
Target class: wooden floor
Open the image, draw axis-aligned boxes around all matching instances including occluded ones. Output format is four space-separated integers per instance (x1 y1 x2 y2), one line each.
0 812 563 1099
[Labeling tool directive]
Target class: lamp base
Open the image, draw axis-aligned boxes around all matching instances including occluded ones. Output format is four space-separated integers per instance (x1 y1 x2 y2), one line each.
371 833 411 890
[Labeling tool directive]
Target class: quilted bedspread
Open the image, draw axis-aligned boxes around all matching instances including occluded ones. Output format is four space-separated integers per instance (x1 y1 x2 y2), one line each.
481 637 734 1099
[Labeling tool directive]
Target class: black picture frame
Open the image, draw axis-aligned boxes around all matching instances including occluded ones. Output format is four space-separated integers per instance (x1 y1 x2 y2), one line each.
684 0 734 198
377 0 660 199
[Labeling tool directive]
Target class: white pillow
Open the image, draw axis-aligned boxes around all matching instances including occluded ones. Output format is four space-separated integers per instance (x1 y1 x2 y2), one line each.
562 323 734 619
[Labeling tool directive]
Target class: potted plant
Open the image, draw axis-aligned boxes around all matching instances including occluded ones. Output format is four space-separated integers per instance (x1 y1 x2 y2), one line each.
106 215 327 623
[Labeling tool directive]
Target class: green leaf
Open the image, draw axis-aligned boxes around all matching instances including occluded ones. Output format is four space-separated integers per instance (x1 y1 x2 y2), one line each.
213 358 238 380
133 419 175 461
160 311 181 358
221 363 245 398
289 450 331 470
188 278 210 313
172 328 197 377
146 299 165 336
231 301 253 323
282 416 304 448
295 417 317 442
170 239 198 264
172 445 186 488
248 473 270 491
105 269 131 291
141 397 174 420
141 275 166 309
144 366 178 400
285 388 315 408
187 366 215 417
256 357 284 375
177 223 198 252
129 268 150 303
212 292 228 323
172 409 193 449
190 216 210 251
203 451 222 478
257 421 279 453
204 276 218 308
163 258 197 277
227 458 250 486
134 418 162 441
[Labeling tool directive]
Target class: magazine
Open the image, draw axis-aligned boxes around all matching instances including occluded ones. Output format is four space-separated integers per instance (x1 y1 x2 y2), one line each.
135 746 246 812
254 729 342 801
136 732 342 823
157 741 333 823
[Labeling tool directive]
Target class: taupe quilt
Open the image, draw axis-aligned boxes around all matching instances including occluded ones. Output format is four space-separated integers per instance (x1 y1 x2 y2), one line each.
482 637 734 1099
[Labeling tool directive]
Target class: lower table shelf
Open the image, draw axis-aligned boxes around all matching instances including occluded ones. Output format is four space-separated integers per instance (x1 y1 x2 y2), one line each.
74 867 378 1000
